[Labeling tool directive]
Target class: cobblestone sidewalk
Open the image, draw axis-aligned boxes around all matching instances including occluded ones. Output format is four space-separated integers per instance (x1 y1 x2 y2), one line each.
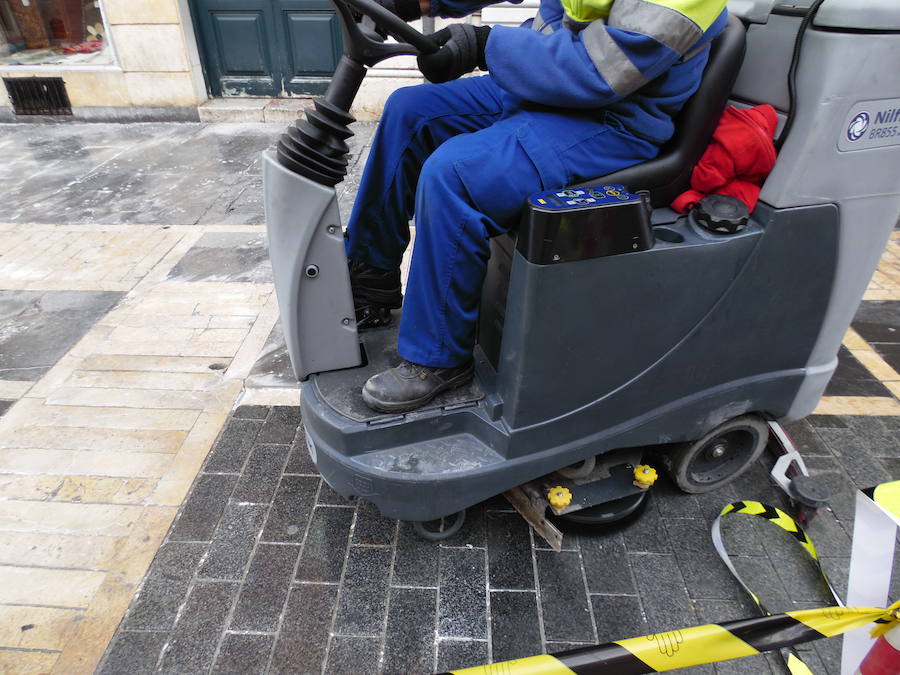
99 405 898 675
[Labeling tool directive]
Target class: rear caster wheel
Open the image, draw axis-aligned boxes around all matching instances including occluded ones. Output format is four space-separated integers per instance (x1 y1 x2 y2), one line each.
411 510 466 541
669 415 769 494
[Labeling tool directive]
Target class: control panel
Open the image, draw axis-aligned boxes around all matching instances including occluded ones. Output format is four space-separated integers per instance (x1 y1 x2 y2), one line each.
528 184 642 211
518 184 654 264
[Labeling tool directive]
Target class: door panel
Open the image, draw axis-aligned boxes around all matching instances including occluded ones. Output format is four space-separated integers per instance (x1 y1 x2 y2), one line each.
212 13 270 74
281 12 341 94
191 0 341 97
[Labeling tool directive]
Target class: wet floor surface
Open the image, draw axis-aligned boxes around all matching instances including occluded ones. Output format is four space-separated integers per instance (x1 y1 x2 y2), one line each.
0 122 375 226
0 290 124 380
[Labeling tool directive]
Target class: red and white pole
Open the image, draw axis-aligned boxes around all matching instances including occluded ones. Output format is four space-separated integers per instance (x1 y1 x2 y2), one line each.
854 623 900 675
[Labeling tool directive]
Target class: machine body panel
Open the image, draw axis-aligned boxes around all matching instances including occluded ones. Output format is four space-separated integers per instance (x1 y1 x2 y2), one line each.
301 203 838 521
263 150 361 379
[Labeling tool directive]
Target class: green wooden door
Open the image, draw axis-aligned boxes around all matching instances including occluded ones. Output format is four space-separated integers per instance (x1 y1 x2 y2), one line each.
191 0 342 97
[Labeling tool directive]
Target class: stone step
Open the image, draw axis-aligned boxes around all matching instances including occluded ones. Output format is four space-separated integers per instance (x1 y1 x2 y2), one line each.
197 97 316 124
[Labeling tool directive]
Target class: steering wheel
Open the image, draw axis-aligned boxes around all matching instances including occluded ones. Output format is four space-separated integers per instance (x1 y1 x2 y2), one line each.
333 0 439 67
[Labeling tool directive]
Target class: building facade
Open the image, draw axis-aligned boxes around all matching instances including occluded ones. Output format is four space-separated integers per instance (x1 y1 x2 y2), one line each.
0 0 534 121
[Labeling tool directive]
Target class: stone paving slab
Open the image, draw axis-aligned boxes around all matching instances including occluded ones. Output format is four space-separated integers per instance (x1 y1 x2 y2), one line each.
166 232 273 284
0 228 282 673
0 290 124 381
0 121 378 673
863 235 900 302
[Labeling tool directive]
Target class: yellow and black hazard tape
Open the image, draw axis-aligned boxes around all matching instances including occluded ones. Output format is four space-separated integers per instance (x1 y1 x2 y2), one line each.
438 604 900 674
711 499 843 674
711 500 841 616
438 486 900 674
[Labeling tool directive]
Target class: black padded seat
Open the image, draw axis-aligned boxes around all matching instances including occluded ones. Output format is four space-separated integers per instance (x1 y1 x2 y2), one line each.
575 13 747 208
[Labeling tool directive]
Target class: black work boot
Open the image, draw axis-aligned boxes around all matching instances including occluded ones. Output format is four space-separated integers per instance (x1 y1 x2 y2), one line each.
362 359 475 413
349 259 402 329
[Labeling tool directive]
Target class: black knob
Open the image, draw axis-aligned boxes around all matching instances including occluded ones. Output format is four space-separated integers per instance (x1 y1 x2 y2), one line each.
692 194 750 234
788 475 831 509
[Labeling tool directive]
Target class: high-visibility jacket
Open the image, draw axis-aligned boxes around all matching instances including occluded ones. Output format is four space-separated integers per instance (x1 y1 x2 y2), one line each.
429 0 729 144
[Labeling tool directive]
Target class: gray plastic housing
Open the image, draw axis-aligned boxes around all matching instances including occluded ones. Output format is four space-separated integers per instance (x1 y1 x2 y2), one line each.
816 0 900 30
303 203 839 521
755 23 900 417
727 0 899 29
728 8 900 417
263 150 361 380
732 13 797 112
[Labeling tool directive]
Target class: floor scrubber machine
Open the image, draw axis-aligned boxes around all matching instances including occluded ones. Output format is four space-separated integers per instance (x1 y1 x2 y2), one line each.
264 0 900 543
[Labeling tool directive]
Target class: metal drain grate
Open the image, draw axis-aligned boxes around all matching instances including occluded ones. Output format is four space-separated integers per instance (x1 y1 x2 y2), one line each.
3 77 72 116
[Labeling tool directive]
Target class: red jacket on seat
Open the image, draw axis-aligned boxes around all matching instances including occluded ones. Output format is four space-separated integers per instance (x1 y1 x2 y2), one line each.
672 104 779 213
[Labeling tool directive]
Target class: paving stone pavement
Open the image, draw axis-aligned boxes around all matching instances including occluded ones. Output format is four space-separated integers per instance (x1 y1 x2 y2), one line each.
100 289 900 675
0 121 375 672
98 404 898 675
0 254 279 672
0 121 897 674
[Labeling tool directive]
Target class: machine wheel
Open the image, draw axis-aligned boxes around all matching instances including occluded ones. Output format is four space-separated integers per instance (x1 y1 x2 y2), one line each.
411 510 466 541
669 415 769 494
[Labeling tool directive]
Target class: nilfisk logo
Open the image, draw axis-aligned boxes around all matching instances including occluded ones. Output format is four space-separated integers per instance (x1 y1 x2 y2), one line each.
847 112 869 142
839 98 900 151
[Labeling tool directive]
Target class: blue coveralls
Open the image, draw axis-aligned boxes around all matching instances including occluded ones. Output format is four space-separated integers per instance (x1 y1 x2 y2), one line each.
345 0 729 368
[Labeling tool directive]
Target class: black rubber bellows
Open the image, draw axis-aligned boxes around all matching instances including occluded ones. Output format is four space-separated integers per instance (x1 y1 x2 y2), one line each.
277 98 355 187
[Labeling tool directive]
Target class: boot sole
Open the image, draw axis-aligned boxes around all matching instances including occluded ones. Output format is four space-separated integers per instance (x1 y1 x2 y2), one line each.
362 361 475 414
353 285 403 308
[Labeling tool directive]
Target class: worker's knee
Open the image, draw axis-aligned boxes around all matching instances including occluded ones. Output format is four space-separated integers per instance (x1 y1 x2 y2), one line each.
417 134 536 231
382 85 431 133
417 145 465 203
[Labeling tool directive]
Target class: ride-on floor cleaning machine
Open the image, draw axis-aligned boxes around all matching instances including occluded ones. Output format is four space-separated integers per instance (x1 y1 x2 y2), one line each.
264 0 900 543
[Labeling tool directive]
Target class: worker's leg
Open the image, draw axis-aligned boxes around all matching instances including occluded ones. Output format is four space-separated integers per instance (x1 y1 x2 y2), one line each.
344 75 505 271
363 111 659 412
400 112 659 367
396 119 553 368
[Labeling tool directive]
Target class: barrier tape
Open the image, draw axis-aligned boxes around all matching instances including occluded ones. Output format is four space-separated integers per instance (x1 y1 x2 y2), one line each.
441 605 899 674
711 499 842 674
711 485 900 673
439 483 900 675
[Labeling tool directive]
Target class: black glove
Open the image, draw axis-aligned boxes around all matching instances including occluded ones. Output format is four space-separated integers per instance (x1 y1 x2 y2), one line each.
417 24 490 84
375 0 422 22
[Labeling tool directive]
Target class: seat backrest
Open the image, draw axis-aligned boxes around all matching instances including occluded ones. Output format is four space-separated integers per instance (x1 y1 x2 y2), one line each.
574 13 747 208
